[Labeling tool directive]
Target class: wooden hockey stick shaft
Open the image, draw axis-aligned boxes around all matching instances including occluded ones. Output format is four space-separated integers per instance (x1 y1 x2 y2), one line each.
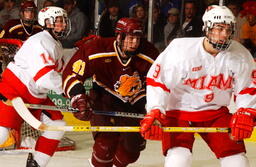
41 125 230 133
9 97 232 133
4 99 78 112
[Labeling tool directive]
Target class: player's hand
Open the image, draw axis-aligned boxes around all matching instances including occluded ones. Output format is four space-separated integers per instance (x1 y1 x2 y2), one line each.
230 108 256 141
140 109 166 140
71 94 92 121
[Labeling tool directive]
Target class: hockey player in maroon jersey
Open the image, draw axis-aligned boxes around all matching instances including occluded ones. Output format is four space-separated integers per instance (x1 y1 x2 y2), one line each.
0 0 42 41
62 17 159 167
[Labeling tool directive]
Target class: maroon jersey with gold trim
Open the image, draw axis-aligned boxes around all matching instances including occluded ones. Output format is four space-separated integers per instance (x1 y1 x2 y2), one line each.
63 37 159 106
0 19 43 41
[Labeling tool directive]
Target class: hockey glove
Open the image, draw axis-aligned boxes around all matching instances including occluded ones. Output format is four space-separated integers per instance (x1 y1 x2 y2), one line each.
230 108 256 141
140 109 166 140
71 94 93 121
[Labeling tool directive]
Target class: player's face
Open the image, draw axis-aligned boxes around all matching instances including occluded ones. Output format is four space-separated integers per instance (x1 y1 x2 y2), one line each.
122 34 140 55
23 9 35 21
53 16 67 33
208 23 232 45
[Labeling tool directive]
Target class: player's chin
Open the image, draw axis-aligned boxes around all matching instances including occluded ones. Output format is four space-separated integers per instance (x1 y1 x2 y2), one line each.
216 40 227 44
128 48 137 52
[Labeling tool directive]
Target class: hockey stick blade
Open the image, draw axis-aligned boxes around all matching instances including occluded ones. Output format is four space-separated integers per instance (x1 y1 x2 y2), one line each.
11 97 44 130
4 99 78 112
0 148 32 155
93 110 145 118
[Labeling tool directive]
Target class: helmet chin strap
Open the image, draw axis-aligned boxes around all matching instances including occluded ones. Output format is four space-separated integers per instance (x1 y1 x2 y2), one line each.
124 50 138 57
52 30 65 40
22 19 35 26
47 28 61 40
207 30 232 51
208 39 230 51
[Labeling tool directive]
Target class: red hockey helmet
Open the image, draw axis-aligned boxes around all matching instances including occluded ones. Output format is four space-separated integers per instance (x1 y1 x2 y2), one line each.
20 1 37 25
115 17 143 36
20 0 37 11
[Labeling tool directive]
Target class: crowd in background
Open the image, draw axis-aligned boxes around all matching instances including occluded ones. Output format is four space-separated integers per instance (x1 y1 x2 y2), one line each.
0 0 255 57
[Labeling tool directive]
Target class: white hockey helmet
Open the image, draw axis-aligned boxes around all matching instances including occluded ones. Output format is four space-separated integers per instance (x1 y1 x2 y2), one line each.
202 5 236 51
38 6 71 39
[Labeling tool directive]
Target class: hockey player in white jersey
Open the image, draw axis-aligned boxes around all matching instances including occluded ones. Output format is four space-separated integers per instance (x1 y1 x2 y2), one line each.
141 5 256 167
0 6 70 167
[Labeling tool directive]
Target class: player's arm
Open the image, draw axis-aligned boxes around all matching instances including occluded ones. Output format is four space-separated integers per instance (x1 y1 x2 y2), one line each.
0 20 18 39
141 44 180 140
230 53 256 141
31 43 65 94
62 46 93 121
0 23 9 39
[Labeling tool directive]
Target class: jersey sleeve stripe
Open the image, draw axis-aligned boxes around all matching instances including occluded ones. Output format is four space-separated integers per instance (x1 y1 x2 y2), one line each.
9 24 23 33
136 53 154 64
33 65 56 82
63 73 77 92
88 52 116 60
0 30 5 38
146 77 170 93
239 87 256 95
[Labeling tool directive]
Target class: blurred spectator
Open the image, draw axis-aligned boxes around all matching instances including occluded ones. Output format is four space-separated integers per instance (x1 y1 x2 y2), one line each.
43 0 55 8
61 0 89 48
152 4 165 51
98 0 122 37
0 0 19 27
160 0 181 17
164 8 181 46
131 4 147 33
203 0 218 6
227 1 246 42
0 0 42 40
36 0 58 11
181 0 203 37
240 1 256 58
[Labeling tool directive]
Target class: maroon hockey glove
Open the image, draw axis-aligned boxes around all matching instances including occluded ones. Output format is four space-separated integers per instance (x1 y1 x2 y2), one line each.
230 108 256 141
71 94 93 121
140 109 166 140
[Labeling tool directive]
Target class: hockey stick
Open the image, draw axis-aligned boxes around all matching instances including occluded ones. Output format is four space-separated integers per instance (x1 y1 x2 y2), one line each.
92 110 145 118
4 99 78 112
9 97 231 133
43 126 230 133
0 148 32 155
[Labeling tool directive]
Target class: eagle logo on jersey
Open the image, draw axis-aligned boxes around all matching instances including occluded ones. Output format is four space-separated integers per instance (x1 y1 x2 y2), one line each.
114 72 142 97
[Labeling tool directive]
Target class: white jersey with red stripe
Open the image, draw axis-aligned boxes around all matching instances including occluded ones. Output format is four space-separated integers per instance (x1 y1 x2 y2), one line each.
7 30 64 98
146 37 256 121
